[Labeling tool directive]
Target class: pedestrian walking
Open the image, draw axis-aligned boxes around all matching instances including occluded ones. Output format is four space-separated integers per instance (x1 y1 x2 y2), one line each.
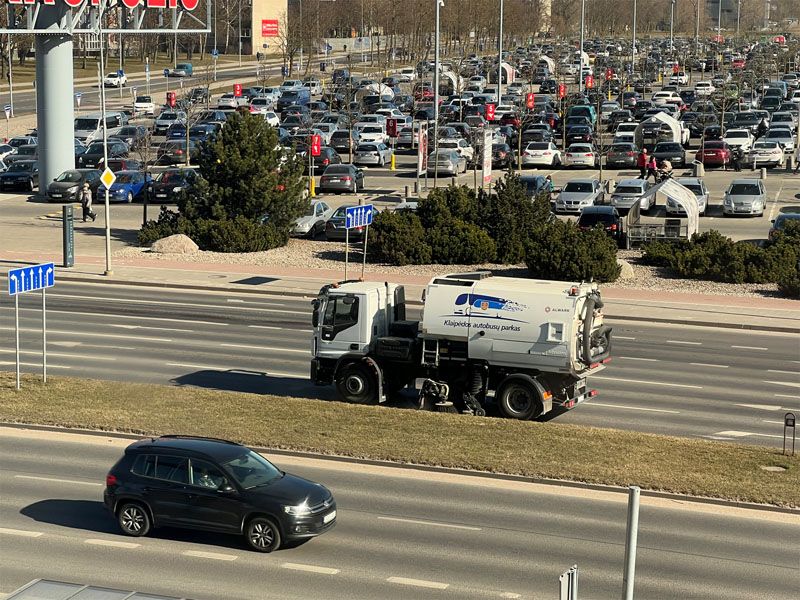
731 146 742 172
794 147 800 174
637 149 648 178
646 155 657 181
80 183 96 222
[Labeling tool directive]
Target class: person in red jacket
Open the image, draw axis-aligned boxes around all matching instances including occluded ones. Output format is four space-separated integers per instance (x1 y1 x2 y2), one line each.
646 154 658 181
637 149 648 178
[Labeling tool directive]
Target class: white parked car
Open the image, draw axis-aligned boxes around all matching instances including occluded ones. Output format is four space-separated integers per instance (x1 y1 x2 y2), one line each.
520 141 562 168
666 178 709 216
262 111 281 128
397 68 417 82
438 137 474 162
652 91 681 106
669 71 689 85
358 125 388 144
249 97 273 115
694 81 715 96
722 128 754 152
133 95 156 115
764 128 796 154
217 94 238 109
293 200 333 237
103 72 127 87
353 142 393 167
564 144 599 168
280 79 304 92
747 141 784 168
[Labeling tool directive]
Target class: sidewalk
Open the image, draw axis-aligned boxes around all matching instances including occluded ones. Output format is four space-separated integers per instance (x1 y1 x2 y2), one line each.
2 253 799 333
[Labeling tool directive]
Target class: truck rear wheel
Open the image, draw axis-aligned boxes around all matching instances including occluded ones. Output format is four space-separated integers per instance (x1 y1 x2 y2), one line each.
336 362 377 405
496 378 542 420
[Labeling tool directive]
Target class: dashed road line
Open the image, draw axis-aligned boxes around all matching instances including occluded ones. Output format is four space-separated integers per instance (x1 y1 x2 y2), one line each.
666 340 702 345
735 403 783 411
767 369 799 375
85 538 140 549
589 402 680 414
387 577 449 590
0 361 70 369
618 356 658 362
593 376 702 389
774 394 800 400
182 550 238 561
732 345 768 351
377 516 482 531
690 362 728 368
614 336 636 340
248 325 312 332
14 475 102 486
0 349 116 361
0 527 43 538
281 562 340 575
220 343 308 353
711 430 783 440
108 324 193 333
764 381 800 388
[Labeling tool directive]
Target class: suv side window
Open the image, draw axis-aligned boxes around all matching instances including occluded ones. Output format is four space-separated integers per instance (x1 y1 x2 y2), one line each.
189 459 228 490
132 454 189 484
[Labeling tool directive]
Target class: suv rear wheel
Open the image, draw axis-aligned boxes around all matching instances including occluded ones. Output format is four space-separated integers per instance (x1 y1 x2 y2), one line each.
118 503 151 537
246 517 281 552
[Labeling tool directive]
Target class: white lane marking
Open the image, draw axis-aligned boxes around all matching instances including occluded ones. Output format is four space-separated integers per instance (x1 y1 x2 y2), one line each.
45 294 306 314
0 328 175 342
281 562 340 575
387 577 449 590
593 376 702 389
108 324 193 333
50 341 81 348
732 345 768 351
666 340 702 345
14 475 102 486
0 349 116 361
774 394 800 400
248 325 312 332
618 356 658 362
735 403 783 411
614 335 636 340
0 527 43 538
690 363 728 368
768 369 799 375
377 516 482 531
766 179 783 222
220 343 308 353
762 420 785 425
85 538 140 548
589 403 680 414
712 430 752 437
165 363 306 378
182 550 238 561
499 594 522 599
764 381 800 388
0 361 70 369
48 310 229 326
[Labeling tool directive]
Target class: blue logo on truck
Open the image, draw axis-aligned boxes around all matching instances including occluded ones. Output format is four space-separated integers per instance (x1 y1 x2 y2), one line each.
453 293 526 314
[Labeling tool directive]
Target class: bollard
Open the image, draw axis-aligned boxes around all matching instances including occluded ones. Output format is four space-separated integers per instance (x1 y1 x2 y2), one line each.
451 176 456 187
760 167 767 180
309 177 316 197
414 181 419 194
692 162 704 177
787 156 794 172
405 185 409 198
390 154 396 171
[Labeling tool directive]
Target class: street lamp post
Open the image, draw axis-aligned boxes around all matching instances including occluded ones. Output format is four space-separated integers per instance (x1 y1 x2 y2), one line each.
433 0 442 187
669 0 675 56
497 0 503 108
579 0 585 93
695 0 700 53
631 0 637 82
737 0 742 38
238 0 242 67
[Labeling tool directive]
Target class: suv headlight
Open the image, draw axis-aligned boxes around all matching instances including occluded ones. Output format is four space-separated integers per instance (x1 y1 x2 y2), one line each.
283 501 311 516
724 197 732 206
172 187 183 193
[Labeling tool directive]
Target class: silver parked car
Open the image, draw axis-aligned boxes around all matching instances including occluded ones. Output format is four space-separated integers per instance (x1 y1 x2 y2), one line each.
555 178 604 213
723 178 766 217
353 142 392 167
666 178 709 216
426 150 467 176
609 178 654 214
293 200 333 237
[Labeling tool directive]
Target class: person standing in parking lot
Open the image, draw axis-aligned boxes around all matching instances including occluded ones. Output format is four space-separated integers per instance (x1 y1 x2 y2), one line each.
80 183 96 223
637 149 648 178
646 154 657 181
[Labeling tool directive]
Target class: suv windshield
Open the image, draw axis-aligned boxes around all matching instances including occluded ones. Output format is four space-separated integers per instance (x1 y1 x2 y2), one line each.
223 450 283 489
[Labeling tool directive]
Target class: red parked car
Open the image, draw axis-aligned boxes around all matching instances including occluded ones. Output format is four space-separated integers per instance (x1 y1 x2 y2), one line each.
499 113 521 128
698 140 731 167
413 85 434 101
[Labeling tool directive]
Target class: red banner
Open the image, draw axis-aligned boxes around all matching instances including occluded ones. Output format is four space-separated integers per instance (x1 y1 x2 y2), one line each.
233 83 242 97
485 104 495 121
262 19 279 38
526 93 535 109
311 135 321 156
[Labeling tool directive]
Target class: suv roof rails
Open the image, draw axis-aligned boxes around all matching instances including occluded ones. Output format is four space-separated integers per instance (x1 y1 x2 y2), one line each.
157 435 239 445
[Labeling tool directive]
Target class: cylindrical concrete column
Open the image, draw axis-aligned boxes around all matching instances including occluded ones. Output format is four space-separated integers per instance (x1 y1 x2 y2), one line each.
35 7 75 198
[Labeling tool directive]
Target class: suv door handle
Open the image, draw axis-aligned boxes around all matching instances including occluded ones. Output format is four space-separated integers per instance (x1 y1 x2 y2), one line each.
142 487 151 494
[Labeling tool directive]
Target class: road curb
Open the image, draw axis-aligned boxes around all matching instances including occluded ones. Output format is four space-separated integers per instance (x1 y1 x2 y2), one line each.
43 273 800 334
2 422 796 515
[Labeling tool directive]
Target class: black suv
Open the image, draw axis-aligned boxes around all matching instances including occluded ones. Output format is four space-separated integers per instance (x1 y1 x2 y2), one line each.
104 436 337 552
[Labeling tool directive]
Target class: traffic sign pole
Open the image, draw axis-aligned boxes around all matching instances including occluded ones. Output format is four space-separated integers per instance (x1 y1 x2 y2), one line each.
9 263 55 389
4 104 10 142
14 292 19 389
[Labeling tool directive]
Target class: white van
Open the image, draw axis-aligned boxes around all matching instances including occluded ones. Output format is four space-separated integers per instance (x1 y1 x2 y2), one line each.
73 112 129 143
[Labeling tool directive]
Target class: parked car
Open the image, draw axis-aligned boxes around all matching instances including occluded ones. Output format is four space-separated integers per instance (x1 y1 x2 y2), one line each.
103 71 127 87
5 144 38 165
491 143 513 168
605 142 638 168
722 128 754 153
723 178 766 217
353 142 392 167
437 137 474 162
609 178 654 214
666 178 709 216
330 130 360 155
426 150 467 176
150 168 198 203
564 144 599 168
319 163 364 194
304 146 342 174
77 139 129 168
99 170 151 203
697 140 731 167
747 141 784 168
652 141 687 168
769 213 800 239
105 435 336 552
520 141 561 168
133 95 156 115
764 128 796 153
46 169 102 202
159 139 199 164
555 178 604 213
293 200 333 237
325 203 367 241
108 158 144 172
0 159 38 191
110 125 149 150
154 111 187 135
577 205 624 245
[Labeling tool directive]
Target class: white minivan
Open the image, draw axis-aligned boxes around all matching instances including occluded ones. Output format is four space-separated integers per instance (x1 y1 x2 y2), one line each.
73 112 129 143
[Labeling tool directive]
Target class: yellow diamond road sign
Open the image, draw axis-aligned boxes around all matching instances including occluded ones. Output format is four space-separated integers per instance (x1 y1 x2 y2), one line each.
100 168 116 189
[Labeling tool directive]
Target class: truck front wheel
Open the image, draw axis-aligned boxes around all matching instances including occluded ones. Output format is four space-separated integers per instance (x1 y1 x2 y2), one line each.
336 362 377 405
496 378 542 420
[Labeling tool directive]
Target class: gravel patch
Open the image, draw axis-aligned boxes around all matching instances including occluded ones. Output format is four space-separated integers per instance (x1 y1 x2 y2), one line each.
114 240 784 299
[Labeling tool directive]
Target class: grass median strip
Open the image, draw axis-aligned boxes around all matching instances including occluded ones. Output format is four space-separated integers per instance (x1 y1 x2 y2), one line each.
1 372 798 508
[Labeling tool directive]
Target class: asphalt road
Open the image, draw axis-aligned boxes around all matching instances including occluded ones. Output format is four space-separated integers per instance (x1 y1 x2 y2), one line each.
1 281 798 447
1 429 797 600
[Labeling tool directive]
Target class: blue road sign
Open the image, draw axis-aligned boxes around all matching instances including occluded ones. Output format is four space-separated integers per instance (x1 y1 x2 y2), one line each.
145 64 150 72
4 104 10 111
212 49 219 58
8 263 55 296
164 69 170 77
345 205 373 229
75 93 81 99
117 69 124 77
327 44 333 51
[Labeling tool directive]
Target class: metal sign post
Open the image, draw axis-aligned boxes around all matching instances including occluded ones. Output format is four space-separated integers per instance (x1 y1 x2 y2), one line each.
212 49 218 81
62 205 74 267
145 64 150 95
345 205 374 280
131 87 137 118
622 485 641 600
784 413 796 456
558 564 578 600
4 105 10 141
8 263 55 389
75 93 82 115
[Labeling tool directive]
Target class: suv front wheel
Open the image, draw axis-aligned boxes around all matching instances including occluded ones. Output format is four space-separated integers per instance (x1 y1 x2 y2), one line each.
118 503 151 537
246 517 281 552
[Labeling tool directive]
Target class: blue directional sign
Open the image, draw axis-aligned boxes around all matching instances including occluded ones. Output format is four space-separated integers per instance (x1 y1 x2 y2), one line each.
326 44 333 51
212 49 219 58
164 68 170 77
345 205 373 229
8 263 55 296
117 69 124 77
145 64 150 72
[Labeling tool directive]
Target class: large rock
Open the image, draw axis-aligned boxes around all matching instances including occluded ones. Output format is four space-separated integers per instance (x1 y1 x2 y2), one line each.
150 234 199 254
617 259 635 279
